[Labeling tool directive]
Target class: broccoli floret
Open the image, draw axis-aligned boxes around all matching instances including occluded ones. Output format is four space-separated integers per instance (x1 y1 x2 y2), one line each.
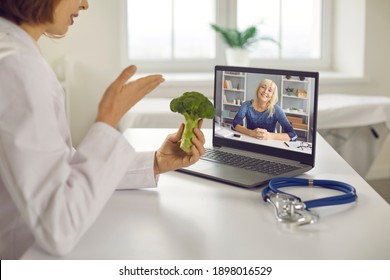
170 91 215 154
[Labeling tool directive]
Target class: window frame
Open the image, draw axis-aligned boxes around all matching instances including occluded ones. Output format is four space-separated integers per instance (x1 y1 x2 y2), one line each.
121 0 333 73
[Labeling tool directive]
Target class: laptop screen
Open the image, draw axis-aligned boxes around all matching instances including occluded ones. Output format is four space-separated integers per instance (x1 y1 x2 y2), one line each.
213 65 319 166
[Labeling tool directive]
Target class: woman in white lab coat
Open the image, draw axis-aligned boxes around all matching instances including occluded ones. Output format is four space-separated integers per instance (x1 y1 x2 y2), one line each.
0 0 205 259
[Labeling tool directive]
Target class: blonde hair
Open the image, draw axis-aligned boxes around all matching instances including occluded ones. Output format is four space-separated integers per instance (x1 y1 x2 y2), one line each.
256 79 278 117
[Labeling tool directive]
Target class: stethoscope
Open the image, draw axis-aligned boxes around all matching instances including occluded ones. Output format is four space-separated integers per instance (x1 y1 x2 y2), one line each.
262 177 358 226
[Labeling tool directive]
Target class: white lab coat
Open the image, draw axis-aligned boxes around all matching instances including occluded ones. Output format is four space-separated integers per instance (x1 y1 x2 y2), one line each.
0 18 157 259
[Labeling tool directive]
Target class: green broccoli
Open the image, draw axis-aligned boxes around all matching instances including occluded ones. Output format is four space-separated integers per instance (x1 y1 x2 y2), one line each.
170 91 215 154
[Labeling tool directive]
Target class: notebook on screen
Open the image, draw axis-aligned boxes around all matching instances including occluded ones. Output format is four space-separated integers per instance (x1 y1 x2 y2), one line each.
179 65 319 188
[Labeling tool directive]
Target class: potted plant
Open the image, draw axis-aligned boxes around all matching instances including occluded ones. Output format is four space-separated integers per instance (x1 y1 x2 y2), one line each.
211 23 279 66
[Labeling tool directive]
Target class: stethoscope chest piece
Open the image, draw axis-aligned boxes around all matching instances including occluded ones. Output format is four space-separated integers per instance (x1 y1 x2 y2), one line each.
266 192 319 226
262 177 357 226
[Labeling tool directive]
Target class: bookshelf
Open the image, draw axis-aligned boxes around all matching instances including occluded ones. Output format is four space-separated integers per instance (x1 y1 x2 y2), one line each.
221 71 247 127
280 76 311 141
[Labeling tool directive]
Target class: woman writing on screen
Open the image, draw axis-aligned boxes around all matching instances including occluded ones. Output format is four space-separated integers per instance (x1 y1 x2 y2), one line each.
0 0 205 259
231 79 297 141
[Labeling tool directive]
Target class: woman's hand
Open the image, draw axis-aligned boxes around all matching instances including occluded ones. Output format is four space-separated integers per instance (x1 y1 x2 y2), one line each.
252 128 291 141
154 120 206 175
96 65 165 127
252 128 270 140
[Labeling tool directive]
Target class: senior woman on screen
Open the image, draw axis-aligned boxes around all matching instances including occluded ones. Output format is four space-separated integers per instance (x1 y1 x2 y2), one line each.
232 79 297 141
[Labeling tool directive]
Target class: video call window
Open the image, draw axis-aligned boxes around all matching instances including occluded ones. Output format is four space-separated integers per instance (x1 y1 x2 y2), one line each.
214 70 316 155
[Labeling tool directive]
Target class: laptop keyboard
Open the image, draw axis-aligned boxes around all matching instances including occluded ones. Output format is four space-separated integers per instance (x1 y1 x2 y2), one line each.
202 148 301 176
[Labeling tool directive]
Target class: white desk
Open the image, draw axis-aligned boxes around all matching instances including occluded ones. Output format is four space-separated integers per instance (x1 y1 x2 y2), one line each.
22 129 390 260
215 125 312 154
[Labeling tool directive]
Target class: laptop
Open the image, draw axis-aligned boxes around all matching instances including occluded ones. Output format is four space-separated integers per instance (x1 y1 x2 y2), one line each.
179 65 319 188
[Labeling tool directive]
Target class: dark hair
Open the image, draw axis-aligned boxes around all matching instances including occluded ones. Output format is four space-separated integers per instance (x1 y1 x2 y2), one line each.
0 0 61 25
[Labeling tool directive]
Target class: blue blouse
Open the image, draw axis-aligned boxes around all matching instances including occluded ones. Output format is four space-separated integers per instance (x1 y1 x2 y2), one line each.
231 100 297 141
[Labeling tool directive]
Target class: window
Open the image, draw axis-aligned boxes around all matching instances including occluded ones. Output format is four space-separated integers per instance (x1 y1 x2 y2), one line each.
237 0 322 59
126 0 215 61
125 0 329 72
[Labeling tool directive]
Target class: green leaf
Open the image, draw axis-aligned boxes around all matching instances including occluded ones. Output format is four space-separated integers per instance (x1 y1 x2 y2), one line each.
210 23 279 49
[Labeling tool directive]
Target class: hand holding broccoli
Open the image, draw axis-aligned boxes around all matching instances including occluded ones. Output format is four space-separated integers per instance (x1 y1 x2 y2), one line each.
154 121 205 175
170 92 215 154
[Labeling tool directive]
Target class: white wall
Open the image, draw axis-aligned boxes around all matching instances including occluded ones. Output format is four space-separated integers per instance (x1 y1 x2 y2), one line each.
39 1 124 146
38 0 390 177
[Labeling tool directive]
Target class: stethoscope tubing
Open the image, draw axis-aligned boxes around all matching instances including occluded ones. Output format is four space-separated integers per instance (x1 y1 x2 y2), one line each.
262 177 358 209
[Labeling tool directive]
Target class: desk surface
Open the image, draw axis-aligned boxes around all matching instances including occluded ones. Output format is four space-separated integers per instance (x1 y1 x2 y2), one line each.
215 125 312 154
23 129 390 260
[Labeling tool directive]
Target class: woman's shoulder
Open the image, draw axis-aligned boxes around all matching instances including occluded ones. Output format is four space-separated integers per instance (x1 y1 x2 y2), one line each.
0 21 41 56
242 100 253 107
274 104 283 112
239 100 253 111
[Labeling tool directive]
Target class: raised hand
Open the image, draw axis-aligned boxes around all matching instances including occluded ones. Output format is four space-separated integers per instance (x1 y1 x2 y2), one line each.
96 65 165 127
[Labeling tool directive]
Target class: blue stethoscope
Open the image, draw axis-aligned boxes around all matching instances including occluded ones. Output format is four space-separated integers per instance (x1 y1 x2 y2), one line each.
262 177 358 225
